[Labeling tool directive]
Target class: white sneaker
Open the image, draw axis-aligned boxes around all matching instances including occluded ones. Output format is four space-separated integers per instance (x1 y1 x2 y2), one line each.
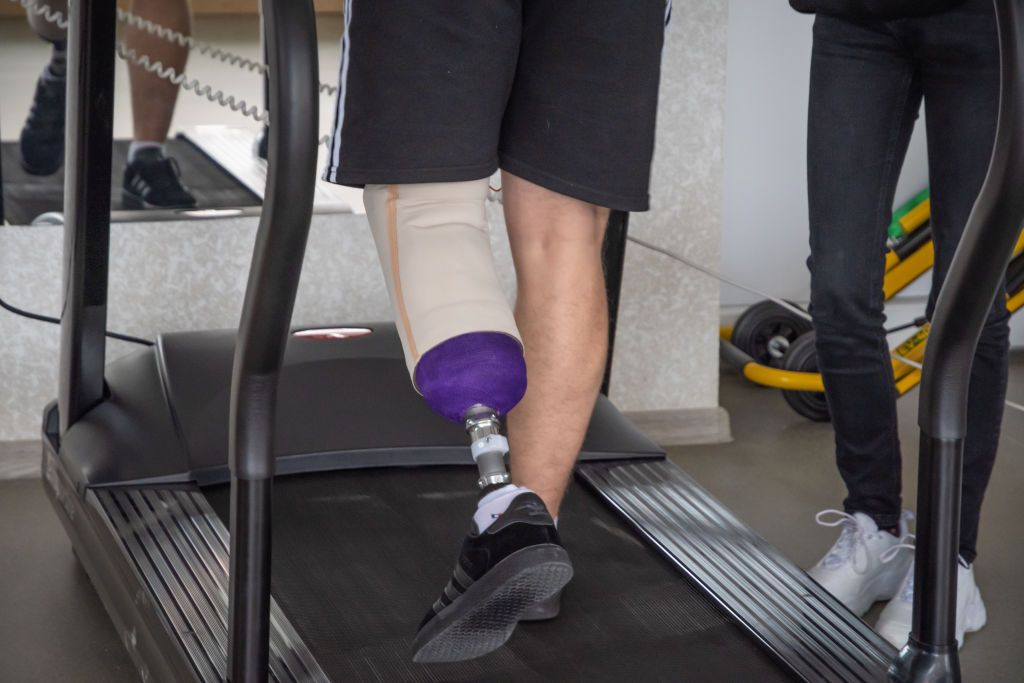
807 510 913 616
875 557 988 649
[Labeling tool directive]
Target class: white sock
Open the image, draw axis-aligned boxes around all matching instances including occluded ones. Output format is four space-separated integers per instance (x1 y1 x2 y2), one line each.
474 484 530 532
128 140 165 163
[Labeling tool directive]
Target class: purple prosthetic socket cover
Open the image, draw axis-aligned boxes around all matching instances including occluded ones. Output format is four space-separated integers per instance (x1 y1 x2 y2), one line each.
414 332 527 423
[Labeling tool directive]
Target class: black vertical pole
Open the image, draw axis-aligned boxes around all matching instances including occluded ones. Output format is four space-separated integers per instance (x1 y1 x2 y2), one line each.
58 0 117 433
1 111 5 225
890 1 1024 680
227 0 318 679
600 210 629 396
256 10 270 160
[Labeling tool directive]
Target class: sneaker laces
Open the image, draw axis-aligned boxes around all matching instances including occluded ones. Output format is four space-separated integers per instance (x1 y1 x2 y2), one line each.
879 536 917 603
879 537 973 605
880 534 916 564
137 156 190 195
814 509 872 572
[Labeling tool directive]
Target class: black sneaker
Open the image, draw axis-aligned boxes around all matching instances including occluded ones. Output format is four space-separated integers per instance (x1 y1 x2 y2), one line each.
254 126 269 161
20 67 66 176
122 148 197 209
412 491 573 663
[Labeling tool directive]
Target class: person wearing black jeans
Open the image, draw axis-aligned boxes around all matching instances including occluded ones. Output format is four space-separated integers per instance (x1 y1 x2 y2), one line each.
796 0 1005 649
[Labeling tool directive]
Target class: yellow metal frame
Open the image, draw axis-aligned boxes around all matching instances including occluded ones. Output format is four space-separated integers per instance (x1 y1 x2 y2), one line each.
723 195 1024 399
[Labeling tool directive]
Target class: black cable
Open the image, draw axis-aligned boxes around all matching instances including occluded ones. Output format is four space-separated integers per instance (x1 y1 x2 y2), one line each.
0 295 154 346
885 315 929 335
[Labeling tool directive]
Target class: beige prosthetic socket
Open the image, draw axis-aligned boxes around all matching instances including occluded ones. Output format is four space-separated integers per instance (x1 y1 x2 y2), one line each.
27 0 68 42
363 179 521 380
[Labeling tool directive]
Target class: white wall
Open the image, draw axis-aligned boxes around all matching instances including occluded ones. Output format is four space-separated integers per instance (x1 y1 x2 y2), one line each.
720 0 975 338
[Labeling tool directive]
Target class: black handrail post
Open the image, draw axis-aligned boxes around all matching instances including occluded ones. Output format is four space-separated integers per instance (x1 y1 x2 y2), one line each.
601 210 630 395
891 1 1024 680
1 110 6 224
226 0 318 679
58 0 117 433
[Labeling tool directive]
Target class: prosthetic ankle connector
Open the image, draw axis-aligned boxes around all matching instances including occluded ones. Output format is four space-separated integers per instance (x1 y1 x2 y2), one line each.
464 405 511 489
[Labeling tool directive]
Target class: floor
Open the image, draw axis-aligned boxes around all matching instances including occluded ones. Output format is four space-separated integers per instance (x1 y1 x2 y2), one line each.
1 357 1021 681
670 359 1024 683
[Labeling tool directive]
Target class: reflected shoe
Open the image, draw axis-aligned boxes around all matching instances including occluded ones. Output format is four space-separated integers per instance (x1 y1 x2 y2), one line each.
19 67 66 176
412 492 573 663
122 148 197 209
807 510 912 616
875 557 987 649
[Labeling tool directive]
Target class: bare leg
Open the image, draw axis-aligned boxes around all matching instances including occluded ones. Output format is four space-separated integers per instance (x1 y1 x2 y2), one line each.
502 172 609 517
125 0 192 143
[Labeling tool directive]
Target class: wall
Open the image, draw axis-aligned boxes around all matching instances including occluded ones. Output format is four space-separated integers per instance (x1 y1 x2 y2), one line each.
613 0 729 421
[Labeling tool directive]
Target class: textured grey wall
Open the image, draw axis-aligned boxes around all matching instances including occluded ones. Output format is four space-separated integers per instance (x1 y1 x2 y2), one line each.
614 1 728 412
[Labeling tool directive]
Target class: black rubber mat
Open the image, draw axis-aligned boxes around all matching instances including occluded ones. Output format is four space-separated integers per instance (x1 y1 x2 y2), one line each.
0 135 259 225
206 467 793 682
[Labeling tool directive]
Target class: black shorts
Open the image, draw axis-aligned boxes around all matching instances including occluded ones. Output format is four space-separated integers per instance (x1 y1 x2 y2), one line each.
323 0 669 212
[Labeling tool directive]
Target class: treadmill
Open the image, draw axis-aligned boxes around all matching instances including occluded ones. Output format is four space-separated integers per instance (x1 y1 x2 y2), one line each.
41 0 1024 681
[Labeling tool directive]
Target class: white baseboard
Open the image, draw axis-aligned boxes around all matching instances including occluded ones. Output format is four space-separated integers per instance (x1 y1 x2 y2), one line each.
0 441 40 480
624 407 732 448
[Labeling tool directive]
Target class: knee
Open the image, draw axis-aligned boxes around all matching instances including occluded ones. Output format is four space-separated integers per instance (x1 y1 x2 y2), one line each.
520 205 608 257
504 176 608 259
810 273 885 336
28 2 68 43
808 275 889 366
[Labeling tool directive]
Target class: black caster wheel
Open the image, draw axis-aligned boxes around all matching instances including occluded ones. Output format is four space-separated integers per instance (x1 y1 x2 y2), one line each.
731 300 813 367
780 332 831 422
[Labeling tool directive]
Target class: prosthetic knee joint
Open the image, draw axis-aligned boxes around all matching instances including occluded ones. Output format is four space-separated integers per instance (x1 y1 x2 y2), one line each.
364 179 524 488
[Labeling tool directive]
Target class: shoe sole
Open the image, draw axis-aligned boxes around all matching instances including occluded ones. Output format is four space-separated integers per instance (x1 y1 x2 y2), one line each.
20 158 63 177
122 190 197 211
519 590 561 622
959 585 987 644
811 552 912 617
877 585 988 649
849 564 910 616
412 544 572 663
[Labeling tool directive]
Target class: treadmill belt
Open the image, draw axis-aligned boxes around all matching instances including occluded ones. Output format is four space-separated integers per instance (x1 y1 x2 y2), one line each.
206 467 792 682
0 136 260 225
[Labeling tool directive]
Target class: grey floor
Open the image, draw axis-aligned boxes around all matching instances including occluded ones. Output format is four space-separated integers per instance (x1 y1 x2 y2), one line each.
668 357 1024 683
0 359 1021 681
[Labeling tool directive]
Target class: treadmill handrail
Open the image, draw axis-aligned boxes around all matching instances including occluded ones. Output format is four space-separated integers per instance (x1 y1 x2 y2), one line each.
227 0 319 679
919 0 1024 440
59 0 118 434
899 0 1024 680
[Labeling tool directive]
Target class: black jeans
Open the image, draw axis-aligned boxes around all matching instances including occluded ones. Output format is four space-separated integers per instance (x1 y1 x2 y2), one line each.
807 0 1009 564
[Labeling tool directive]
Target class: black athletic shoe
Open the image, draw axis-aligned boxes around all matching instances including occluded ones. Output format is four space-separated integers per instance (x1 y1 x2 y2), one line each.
254 126 269 161
412 491 573 663
19 68 66 176
122 148 197 209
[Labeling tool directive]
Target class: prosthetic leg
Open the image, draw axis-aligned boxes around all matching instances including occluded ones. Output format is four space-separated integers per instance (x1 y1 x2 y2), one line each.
364 179 524 488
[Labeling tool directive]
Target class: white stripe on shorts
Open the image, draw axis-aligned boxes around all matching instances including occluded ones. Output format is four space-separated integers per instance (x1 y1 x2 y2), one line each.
330 0 355 170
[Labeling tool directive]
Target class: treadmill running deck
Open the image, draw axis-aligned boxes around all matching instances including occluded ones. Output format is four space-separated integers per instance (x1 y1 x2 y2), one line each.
204 466 791 682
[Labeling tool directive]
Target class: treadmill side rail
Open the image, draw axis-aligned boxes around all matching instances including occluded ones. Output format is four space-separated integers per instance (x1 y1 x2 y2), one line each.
578 459 895 683
94 485 331 682
42 438 329 683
